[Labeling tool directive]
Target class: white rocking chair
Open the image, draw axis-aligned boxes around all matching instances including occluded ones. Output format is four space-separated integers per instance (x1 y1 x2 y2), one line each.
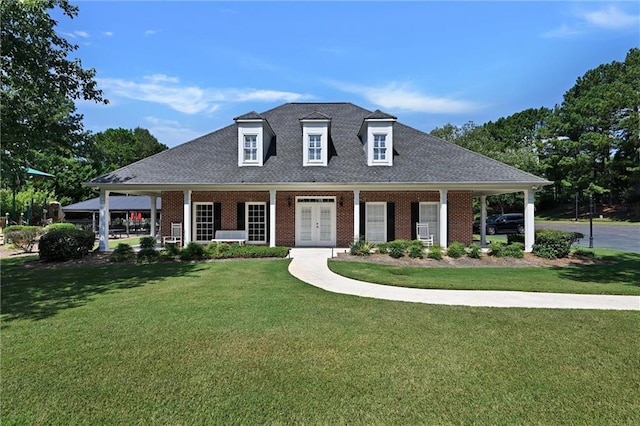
416 223 434 247
162 222 183 247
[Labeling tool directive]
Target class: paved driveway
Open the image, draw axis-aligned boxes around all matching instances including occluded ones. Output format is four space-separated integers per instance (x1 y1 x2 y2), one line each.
536 222 639 252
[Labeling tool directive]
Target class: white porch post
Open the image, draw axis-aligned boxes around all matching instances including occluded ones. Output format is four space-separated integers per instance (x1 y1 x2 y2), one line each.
150 196 157 238
439 189 448 248
92 211 96 233
524 188 535 252
269 189 276 247
183 190 192 245
480 195 487 247
98 189 110 252
353 189 360 242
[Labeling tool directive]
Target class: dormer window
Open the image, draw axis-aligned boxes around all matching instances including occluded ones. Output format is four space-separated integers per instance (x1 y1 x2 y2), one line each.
308 135 322 161
359 109 397 166
243 135 258 162
235 112 274 167
300 111 331 167
373 134 387 161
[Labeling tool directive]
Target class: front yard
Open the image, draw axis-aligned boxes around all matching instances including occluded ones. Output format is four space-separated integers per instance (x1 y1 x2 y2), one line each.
2 256 639 424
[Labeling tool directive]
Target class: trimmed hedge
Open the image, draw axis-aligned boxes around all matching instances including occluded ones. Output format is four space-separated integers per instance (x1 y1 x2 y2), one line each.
39 229 95 262
205 243 289 259
446 242 466 258
533 229 582 259
3 225 46 252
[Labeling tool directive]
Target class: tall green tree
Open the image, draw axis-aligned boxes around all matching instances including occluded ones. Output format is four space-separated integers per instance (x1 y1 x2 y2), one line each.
82 127 168 178
1 0 107 186
545 48 640 202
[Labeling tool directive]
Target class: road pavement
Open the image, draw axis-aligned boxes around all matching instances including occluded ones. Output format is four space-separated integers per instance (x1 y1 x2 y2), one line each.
536 222 639 252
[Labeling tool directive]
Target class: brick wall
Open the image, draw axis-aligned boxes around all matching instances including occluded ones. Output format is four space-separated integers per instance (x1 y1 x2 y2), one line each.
161 189 473 246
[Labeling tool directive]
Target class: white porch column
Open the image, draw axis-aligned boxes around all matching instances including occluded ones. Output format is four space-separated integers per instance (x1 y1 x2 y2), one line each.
150 196 157 238
183 190 192 245
480 195 487 247
269 189 276 247
92 211 96 233
353 189 360 242
98 189 110 252
524 188 535 252
439 189 448 248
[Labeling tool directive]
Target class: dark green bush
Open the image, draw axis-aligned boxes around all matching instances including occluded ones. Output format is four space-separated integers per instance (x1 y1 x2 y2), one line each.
162 242 181 258
488 241 504 257
532 229 582 259
503 243 524 259
385 240 411 258
446 242 466 258
137 247 159 263
39 228 95 262
349 238 374 256
111 243 135 262
139 236 157 250
3 225 46 252
467 243 482 259
180 242 210 261
427 243 443 260
407 241 424 259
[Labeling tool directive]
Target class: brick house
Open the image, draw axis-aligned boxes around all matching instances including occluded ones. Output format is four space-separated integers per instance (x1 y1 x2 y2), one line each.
88 102 551 251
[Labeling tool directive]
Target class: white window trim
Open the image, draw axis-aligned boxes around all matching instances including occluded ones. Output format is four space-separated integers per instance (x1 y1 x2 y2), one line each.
237 121 269 167
245 202 267 244
192 202 215 243
243 134 258 163
372 134 387 162
364 121 394 166
365 202 387 243
301 121 329 166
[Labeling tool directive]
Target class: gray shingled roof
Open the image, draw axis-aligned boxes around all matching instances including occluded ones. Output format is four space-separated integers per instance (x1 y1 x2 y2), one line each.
63 196 161 212
90 102 549 186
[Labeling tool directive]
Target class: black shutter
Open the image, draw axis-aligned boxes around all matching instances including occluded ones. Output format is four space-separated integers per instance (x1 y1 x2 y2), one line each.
214 202 222 233
386 202 395 242
411 202 419 240
265 203 270 244
359 202 366 240
236 202 245 230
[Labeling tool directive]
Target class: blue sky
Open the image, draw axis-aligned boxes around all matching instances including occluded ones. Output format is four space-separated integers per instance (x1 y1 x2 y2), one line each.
58 1 639 147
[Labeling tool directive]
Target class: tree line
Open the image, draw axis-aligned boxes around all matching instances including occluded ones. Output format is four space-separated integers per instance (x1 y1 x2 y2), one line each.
431 48 639 213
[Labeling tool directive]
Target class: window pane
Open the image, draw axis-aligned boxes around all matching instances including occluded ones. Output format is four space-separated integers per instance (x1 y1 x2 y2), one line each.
419 203 439 244
195 204 214 241
247 203 266 242
366 203 386 243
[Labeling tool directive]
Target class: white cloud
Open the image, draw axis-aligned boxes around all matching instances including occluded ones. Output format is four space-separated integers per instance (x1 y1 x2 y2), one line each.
543 5 639 37
103 31 114 37
63 30 90 39
144 116 202 147
98 74 312 115
331 81 480 114
582 5 639 29
144 30 157 37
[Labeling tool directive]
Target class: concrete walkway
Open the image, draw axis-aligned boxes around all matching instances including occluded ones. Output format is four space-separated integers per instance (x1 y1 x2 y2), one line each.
288 248 640 311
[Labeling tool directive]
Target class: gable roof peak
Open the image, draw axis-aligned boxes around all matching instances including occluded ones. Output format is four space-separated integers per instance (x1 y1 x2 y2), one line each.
299 110 332 121
366 109 397 120
233 111 265 121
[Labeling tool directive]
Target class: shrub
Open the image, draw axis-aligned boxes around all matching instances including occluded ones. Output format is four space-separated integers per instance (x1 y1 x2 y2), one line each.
139 236 157 250
111 243 135 262
45 223 76 232
532 229 582 259
407 241 424 259
349 238 374 256
507 233 525 245
503 243 524 259
427 243 443 260
488 241 504 257
446 241 466 258
137 247 159 263
3 225 46 252
162 242 181 259
39 228 95 262
467 243 482 259
180 242 210 261
384 240 411 258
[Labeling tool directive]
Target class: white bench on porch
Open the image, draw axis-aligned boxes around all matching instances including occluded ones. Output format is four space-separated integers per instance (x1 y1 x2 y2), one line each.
211 230 247 245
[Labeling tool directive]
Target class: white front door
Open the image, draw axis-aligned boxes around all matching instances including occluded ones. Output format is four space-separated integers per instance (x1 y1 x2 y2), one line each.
296 197 336 246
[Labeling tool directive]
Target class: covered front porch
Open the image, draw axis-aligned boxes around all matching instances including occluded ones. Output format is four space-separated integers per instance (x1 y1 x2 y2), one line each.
94 183 542 252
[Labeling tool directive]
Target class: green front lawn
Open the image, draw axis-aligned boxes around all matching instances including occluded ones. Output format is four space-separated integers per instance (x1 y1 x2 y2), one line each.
2 258 639 424
329 250 640 295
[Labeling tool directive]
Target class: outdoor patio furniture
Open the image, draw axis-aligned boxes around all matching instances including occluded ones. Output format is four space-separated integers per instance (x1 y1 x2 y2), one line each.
211 230 247 245
162 222 183 247
416 223 434 247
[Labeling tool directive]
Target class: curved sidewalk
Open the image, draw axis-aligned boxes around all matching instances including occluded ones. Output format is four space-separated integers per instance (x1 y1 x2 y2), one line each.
288 248 640 311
